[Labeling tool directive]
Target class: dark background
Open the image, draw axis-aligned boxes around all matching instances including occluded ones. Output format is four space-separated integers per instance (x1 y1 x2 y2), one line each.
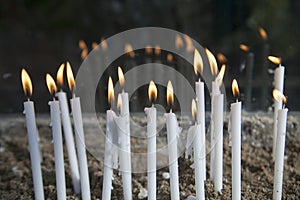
0 0 299 113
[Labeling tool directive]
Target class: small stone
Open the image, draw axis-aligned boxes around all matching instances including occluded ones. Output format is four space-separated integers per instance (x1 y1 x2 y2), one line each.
0 146 5 153
12 166 23 177
186 195 196 200
162 172 170 179
138 188 148 199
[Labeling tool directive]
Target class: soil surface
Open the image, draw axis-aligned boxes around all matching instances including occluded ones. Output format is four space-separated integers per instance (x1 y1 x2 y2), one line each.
0 112 299 199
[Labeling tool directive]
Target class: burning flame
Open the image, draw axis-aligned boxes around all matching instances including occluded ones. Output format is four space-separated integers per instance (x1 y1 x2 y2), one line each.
117 93 122 110
184 35 194 52
118 66 125 87
273 89 287 104
148 80 157 103
259 27 268 41
108 76 114 105
193 49 203 75
21 69 33 96
167 80 174 107
154 45 161 56
56 63 65 87
145 45 153 54
216 64 226 85
205 48 218 76
79 40 87 50
217 53 227 64
191 99 197 120
66 61 75 91
81 49 88 59
46 73 57 95
100 37 108 50
92 42 98 49
167 53 173 62
232 79 239 99
124 43 135 58
268 56 281 65
240 44 250 52
175 34 184 49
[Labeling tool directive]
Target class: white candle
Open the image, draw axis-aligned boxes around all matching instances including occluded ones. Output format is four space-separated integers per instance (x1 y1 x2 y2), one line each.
56 63 81 194
166 81 180 200
268 56 285 160
118 68 132 200
21 69 44 200
145 81 157 200
67 62 91 200
272 89 288 200
230 79 241 200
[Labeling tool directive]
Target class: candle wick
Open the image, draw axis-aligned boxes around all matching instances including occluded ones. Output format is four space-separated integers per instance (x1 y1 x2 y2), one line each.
170 108 172 113
152 103 155 108
27 97 30 101
72 92 76 99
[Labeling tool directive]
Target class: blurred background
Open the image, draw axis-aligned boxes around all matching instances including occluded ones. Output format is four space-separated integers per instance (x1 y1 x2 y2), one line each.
0 0 299 113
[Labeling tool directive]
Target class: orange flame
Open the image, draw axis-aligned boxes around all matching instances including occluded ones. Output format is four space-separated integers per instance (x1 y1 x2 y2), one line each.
81 49 88 59
118 66 125 87
148 80 157 103
46 73 57 95
191 99 197 120
216 64 226 85
259 27 268 41
100 37 108 50
268 56 281 65
184 35 194 52
167 53 173 62
193 49 203 75
66 61 75 91
56 63 65 87
117 93 122 111
232 79 239 99
124 43 135 58
167 80 174 107
205 48 218 76
108 76 114 105
79 40 87 50
273 89 287 104
217 53 227 64
92 42 98 49
154 45 161 56
175 34 184 49
145 45 153 54
21 69 33 96
240 44 250 52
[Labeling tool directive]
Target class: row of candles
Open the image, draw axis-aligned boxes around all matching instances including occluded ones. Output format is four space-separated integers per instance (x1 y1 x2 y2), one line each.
21 47 287 200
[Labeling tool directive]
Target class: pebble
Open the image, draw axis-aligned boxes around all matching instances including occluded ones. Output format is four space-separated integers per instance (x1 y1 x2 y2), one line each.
162 172 170 179
186 195 196 200
0 146 5 153
12 166 23 177
138 188 148 199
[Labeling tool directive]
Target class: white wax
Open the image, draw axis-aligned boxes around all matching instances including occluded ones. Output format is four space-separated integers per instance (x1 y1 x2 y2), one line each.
145 107 157 200
56 91 81 193
23 101 44 200
272 66 285 159
194 124 205 200
230 101 241 200
102 110 117 200
166 112 180 200
49 100 66 200
70 97 91 200
115 115 132 200
273 108 288 200
196 80 206 181
213 94 223 192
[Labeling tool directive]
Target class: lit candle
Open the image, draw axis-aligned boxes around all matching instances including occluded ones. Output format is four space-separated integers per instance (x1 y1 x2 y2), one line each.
66 62 91 200
272 89 288 200
102 77 117 200
46 73 66 200
230 79 242 200
268 56 285 160
194 49 206 181
144 81 158 200
191 99 205 200
117 67 132 200
56 63 81 194
21 69 44 200
165 81 180 200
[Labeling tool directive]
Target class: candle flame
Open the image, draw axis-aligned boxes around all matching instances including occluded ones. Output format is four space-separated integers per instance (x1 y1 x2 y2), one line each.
21 69 33 96
154 45 161 56
124 43 135 58
232 79 239 99
166 80 174 107
240 44 250 52
108 76 114 104
81 49 88 59
193 49 203 75
216 64 226 85
56 63 65 87
175 34 184 49
66 61 75 91
100 37 108 50
205 48 218 76
167 53 173 62
217 53 227 64
118 66 125 87
92 42 98 49
191 99 197 120
148 80 157 103
259 27 268 41
273 89 287 104
184 35 194 52
117 93 122 110
268 56 281 65
145 45 153 54
46 73 57 95
79 40 87 50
